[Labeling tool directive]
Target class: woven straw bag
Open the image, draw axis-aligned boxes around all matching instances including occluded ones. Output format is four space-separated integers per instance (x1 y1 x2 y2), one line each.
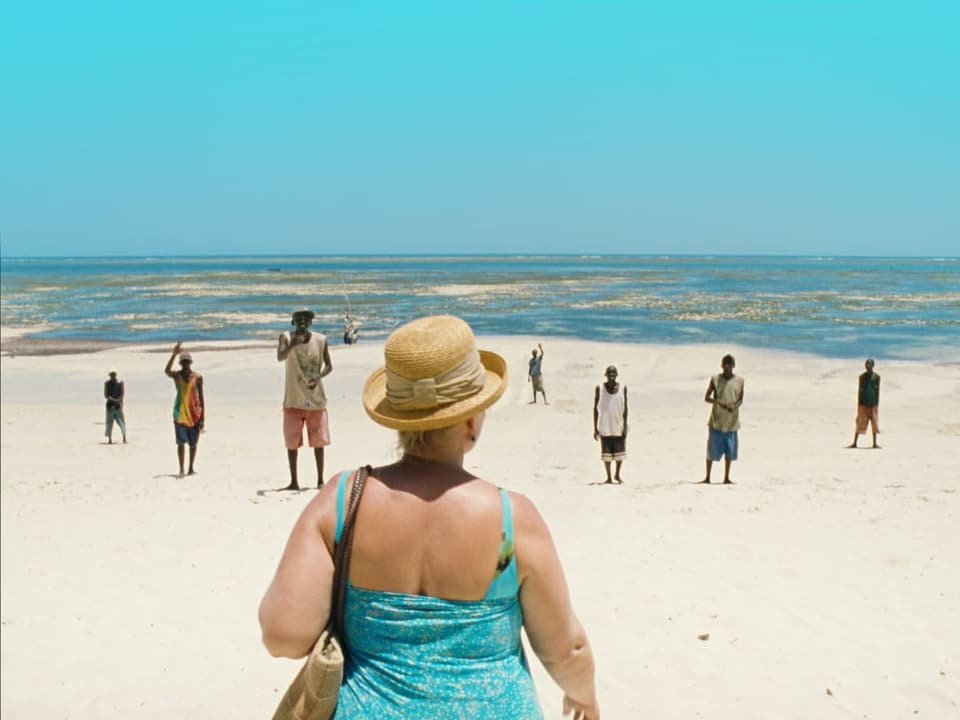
272 466 369 720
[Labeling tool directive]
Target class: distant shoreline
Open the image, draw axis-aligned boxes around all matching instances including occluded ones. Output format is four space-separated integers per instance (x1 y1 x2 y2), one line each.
0 335 275 357
3 330 960 366
2 253 958 261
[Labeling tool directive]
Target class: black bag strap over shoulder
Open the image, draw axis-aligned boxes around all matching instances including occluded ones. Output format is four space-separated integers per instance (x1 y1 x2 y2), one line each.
330 465 371 644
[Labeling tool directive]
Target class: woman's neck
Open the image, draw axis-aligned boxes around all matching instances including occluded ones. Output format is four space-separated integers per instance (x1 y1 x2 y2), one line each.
402 447 464 469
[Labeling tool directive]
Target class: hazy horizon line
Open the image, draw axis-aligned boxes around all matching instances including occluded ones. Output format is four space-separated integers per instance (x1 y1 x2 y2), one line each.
2 252 957 261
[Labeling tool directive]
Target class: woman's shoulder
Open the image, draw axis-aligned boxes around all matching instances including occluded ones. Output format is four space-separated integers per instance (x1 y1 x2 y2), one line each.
501 489 549 536
319 467 359 509
299 469 357 551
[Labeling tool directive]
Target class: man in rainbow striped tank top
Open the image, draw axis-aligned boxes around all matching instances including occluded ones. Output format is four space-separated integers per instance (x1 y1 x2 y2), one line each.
164 342 205 478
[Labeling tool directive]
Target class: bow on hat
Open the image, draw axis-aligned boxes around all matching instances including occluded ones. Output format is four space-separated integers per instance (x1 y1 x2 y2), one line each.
385 350 487 410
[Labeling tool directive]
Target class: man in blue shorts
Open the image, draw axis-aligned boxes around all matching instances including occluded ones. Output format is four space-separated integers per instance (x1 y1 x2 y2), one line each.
701 354 744 485
164 343 205 478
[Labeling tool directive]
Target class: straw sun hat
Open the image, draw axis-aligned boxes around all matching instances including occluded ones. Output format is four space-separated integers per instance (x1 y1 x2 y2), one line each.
363 316 508 431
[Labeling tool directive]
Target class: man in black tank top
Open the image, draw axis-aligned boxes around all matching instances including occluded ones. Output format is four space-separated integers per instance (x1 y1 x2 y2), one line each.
104 370 127 444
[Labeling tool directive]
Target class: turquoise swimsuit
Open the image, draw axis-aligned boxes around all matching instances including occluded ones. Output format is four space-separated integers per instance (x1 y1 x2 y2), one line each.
332 471 543 719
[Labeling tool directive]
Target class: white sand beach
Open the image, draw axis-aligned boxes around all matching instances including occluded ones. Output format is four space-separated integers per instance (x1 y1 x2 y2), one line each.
1 337 958 718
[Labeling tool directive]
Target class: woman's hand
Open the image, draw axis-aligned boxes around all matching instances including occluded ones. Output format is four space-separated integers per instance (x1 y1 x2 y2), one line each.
563 694 599 720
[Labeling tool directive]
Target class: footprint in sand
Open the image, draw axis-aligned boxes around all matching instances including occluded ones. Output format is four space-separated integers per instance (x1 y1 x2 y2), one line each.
939 423 960 436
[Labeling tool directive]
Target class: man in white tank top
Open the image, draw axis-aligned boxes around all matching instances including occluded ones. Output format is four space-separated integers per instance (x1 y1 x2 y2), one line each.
593 366 628 484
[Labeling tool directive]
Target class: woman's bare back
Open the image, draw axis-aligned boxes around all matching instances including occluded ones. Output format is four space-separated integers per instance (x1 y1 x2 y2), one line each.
321 459 509 601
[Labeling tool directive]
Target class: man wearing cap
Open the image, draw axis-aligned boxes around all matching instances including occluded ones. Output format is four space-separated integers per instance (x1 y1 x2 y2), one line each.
701 354 744 484
593 366 628 484
277 308 333 490
848 358 881 449
164 342 205 478
103 369 127 444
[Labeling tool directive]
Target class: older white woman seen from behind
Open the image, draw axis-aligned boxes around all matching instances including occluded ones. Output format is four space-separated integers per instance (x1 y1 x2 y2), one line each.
260 315 599 719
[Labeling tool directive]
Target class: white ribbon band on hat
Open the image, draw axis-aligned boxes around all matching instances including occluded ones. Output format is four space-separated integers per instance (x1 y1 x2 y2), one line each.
385 349 487 411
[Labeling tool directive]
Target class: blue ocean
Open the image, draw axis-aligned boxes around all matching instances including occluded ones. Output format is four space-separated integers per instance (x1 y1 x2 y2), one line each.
1 255 957 359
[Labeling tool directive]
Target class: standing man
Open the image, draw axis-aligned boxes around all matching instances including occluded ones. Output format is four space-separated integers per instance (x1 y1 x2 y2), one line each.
593 365 627 484
528 342 548 404
103 369 127 444
164 343 204 478
701 354 744 485
848 358 881 449
278 308 333 491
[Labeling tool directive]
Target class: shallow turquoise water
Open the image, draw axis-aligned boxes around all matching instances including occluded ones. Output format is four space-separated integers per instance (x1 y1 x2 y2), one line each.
1 255 957 358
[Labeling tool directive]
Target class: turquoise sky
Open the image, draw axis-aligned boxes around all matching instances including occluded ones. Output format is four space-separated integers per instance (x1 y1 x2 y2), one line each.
1 1 957 257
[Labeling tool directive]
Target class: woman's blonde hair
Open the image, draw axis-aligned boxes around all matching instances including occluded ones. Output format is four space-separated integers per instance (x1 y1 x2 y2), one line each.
397 429 437 454
397 423 467 454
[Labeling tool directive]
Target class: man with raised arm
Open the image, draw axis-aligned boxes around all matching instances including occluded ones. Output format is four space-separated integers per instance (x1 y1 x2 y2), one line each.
164 343 204 478
277 308 333 491
528 342 548 404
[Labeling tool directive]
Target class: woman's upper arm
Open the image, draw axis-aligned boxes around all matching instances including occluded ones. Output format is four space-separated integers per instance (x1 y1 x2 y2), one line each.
258 483 338 658
513 493 582 663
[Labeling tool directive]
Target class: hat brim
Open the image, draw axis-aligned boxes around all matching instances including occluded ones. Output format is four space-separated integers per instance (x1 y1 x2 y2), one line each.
363 349 508 431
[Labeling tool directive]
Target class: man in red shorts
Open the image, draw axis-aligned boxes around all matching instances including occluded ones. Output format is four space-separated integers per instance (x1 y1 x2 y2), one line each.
277 308 333 490
848 358 881 449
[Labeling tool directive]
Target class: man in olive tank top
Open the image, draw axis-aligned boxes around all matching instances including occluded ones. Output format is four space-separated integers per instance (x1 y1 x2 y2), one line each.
701 354 744 485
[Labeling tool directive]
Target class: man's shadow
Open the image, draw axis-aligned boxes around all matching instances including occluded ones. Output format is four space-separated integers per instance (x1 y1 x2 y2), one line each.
255 486 314 497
